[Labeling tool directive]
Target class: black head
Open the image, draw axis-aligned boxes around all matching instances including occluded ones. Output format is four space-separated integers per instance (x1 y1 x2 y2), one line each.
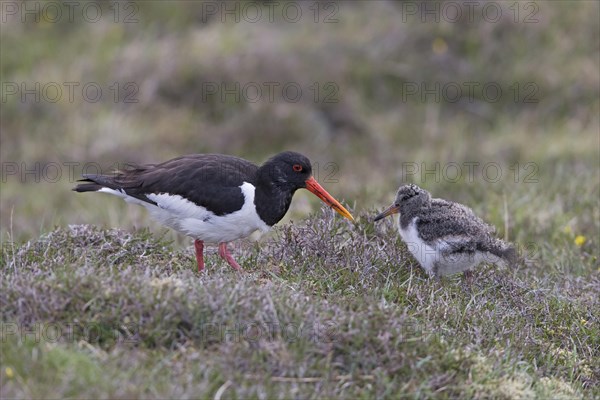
258 151 313 190
254 151 354 225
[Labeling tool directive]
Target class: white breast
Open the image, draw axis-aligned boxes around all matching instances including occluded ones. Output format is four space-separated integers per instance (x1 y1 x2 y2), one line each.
396 218 506 276
397 218 438 276
99 182 271 243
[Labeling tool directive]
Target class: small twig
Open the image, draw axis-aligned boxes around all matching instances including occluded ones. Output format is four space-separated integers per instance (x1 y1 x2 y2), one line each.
213 380 233 400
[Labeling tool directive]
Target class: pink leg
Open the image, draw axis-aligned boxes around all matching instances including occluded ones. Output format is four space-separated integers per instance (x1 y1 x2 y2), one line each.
194 240 204 271
218 242 242 271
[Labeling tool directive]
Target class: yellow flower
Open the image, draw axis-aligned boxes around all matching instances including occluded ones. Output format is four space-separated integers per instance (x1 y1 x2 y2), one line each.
563 225 572 234
580 319 588 326
5 367 14 378
574 235 586 247
432 38 448 55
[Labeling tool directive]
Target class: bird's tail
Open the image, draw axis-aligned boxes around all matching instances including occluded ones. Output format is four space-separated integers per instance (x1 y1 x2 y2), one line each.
485 238 519 268
500 244 519 268
72 174 122 193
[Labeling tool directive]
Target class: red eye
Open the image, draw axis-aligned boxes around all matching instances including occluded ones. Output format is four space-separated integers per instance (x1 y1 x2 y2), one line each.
293 164 303 172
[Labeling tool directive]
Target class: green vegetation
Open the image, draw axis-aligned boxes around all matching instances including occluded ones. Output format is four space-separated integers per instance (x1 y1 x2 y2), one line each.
1 1 598 398
2 215 598 398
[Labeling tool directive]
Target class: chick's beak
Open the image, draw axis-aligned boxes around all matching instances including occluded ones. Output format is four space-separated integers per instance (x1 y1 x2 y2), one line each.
373 204 400 222
305 177 354 221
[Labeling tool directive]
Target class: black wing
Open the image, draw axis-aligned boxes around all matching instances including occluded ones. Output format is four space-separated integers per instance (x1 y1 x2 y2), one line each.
74 154 259 216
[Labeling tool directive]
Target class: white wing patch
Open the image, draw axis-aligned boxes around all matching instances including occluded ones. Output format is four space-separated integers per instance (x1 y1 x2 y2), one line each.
97 182 270 243
98 187 148 206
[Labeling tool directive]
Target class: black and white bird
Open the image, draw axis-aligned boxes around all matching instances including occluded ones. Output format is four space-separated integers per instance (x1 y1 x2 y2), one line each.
74 151 354 271
374 184 517 277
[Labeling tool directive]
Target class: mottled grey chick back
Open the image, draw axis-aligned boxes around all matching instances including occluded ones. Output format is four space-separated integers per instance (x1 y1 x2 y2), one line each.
395 184 517 267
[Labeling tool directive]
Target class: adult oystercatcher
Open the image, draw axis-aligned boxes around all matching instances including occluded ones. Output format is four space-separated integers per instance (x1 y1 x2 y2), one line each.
374 184 517 277
74 151 354 271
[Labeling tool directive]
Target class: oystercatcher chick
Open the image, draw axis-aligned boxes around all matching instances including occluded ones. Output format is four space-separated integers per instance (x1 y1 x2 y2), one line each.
374 184 517 277
74 151 354 271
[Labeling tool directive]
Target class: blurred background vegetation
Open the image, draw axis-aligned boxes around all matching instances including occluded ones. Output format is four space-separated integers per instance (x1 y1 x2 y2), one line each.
1 2 599 397
1 0 598 256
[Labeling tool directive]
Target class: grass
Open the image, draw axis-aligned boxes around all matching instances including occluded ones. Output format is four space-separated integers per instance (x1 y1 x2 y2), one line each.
1 211 598 398
1 0 599 398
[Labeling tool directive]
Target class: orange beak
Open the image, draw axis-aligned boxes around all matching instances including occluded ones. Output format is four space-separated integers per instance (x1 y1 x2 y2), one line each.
305 177 354 221
373 204 400 221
